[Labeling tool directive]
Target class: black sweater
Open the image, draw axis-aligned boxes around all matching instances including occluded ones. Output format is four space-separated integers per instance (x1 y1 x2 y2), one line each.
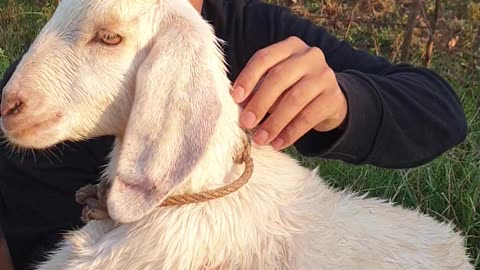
0 0 467 269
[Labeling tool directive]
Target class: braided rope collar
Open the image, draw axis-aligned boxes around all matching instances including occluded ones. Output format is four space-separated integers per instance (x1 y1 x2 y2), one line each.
76 136 254 222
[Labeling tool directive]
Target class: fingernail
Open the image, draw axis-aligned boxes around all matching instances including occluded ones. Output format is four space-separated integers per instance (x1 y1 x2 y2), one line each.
231 86 245 103
253 128 269 145
271 137 284 150
241 111 256 128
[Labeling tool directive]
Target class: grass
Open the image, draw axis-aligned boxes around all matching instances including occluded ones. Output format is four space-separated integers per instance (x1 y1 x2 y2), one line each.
1 0 479 267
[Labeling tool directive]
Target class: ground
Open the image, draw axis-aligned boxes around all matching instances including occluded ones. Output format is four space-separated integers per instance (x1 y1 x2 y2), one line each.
0 0 479 267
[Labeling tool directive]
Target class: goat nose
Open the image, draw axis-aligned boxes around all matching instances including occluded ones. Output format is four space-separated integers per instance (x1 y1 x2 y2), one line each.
0 97 25 118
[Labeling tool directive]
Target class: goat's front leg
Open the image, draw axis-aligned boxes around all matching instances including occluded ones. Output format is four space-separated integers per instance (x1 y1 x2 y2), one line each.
75 180 111 222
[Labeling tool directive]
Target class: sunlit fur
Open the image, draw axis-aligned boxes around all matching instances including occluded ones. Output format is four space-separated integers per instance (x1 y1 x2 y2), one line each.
0 0 474 269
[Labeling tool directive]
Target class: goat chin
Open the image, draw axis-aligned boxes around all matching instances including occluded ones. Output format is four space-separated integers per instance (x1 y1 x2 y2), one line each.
1 0 471 269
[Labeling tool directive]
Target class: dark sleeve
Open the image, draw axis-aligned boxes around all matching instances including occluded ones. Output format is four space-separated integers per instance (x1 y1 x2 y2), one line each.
237 1 467 169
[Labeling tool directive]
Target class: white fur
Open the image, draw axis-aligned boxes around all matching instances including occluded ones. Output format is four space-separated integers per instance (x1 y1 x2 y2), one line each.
0 0 473 269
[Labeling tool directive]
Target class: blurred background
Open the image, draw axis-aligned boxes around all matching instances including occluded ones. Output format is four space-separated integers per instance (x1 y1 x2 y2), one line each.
0 0 479 267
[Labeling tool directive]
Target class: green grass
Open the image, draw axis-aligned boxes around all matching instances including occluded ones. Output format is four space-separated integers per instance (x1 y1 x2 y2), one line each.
1 0 479 267
0 0 55 69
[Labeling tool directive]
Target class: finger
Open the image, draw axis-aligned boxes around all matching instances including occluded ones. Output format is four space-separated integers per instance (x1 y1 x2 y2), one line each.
313 118 343 132
252 75 324 145
97 182 110 201
89 209 110 220
313 90 348 132
240 54 312 129
84 206 109 221
271 93 338 150
266 47 328 114
81 207 92 223
238 76 265 108
249 85 287 113
232 36 308 103
75 184 97 205
85 198 99 209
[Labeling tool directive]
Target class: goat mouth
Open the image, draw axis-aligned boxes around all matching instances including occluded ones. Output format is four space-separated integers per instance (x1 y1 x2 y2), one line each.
1 113 64 145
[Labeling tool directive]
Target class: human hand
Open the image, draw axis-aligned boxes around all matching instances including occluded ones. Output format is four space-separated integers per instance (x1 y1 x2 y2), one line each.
232 36 348 150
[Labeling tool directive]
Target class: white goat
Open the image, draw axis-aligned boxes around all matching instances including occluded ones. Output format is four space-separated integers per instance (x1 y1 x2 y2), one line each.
0 0 474 269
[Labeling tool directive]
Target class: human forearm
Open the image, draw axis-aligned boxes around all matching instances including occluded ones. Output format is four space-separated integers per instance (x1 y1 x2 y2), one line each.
295 66 467 168
242 2 467 168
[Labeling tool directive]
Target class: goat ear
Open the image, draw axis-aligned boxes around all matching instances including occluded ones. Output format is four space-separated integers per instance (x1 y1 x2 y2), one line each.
106 21 222 223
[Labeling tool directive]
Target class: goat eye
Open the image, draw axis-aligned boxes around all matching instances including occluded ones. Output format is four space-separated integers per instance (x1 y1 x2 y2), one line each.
98 30 122 45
